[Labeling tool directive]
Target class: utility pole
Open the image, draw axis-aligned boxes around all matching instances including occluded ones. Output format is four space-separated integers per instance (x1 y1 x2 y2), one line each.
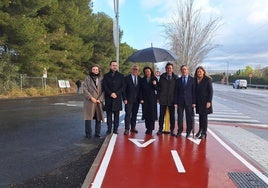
114 0 119 70
226 61 229 85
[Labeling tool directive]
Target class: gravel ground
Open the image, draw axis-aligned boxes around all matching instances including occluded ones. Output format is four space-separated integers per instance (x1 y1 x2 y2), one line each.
10 139 104 188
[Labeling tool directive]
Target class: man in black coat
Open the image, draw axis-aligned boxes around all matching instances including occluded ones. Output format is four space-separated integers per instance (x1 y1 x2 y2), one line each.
174 65 196 138
122 65 141 135
157 62 178 136
102 61 124 134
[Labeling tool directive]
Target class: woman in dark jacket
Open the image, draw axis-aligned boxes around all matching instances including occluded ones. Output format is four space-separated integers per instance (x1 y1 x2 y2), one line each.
140 67 158 135
194 66 213 139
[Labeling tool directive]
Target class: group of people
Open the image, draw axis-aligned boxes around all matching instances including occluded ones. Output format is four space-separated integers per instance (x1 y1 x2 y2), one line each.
82 60 213 140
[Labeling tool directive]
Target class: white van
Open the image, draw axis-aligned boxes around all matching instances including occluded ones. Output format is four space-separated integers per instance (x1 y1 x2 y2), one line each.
233 79 247 89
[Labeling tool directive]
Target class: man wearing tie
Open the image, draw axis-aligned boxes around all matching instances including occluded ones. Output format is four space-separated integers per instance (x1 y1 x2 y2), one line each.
123 65 141 135
174 65 196 138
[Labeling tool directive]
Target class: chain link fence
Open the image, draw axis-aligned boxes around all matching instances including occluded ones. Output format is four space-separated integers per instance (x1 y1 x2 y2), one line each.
19 74 58 91
0 75 58 96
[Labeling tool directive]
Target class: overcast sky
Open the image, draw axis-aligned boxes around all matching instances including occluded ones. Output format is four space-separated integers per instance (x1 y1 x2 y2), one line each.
93 0 268 72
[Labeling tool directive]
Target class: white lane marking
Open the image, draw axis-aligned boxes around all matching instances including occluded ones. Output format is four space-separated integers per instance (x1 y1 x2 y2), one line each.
171 150 186 173
211 114 251 118
53 103 66 105
208 117 259 123
128 138 155 147
237 123 268 128
208 129 268 185
66 104 77 106
213 112 243 115
91 134 117 188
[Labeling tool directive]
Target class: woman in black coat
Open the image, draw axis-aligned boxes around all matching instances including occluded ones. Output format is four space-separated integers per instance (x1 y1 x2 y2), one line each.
194 66 213 139
140 67 158 134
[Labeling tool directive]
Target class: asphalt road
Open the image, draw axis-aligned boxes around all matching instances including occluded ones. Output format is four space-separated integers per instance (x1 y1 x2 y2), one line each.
1 84 268 187
0 94 105 187
213 84 268 125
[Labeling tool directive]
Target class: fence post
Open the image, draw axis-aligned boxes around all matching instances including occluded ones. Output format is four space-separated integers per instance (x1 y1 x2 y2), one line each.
20 74 23 92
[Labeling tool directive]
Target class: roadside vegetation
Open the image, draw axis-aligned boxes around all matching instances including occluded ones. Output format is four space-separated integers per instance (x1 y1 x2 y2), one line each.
1 0 267 98
211 65 268 85
0 0 136 97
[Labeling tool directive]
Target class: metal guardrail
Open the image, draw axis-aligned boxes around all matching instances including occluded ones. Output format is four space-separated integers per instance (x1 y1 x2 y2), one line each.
215 81 268 89
247 84 268 89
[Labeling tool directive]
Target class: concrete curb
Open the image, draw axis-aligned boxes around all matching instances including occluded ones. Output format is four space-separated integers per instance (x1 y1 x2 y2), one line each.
81 134 112 188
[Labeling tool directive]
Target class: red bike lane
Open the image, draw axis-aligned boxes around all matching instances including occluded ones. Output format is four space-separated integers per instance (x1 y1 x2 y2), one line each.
87 123 267 188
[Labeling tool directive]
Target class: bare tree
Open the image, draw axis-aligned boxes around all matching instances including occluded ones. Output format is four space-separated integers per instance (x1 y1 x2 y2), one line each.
164 0 221 74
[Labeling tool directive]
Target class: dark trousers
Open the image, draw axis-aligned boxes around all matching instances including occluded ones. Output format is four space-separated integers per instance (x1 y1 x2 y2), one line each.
158 105 175 132
177 104 193 134
124 100 139 130
106 110 120 132
198 113 208 135
85 120 101 137
145 119 155 132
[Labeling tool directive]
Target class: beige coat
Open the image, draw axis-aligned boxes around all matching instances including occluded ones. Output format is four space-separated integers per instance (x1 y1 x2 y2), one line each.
83 75 104 121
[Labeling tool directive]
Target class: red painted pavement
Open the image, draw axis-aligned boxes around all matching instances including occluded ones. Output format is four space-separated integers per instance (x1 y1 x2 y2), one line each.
88 124 260 188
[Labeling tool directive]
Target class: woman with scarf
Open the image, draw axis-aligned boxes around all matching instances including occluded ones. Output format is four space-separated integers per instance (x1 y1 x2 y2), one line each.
83 64 104 138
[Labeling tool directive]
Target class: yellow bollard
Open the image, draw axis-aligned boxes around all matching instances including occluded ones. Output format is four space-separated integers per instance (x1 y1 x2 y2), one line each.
163 107 170 133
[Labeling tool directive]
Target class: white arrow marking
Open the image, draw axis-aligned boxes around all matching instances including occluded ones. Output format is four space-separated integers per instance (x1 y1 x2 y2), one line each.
128 138 155 147
187 137 202 145
180 133 201 145
171 150 186 173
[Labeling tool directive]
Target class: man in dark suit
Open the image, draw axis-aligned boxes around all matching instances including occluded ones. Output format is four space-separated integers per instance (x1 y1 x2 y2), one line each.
174 65 196 138
123 65 141 135
102 61 124 134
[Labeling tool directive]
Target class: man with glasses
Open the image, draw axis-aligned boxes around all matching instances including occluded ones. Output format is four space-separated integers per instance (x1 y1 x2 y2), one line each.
123 65 141 135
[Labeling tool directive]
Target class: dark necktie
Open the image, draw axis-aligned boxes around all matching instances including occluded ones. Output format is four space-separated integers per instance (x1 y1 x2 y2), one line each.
134 76 137 86
183 77 186 86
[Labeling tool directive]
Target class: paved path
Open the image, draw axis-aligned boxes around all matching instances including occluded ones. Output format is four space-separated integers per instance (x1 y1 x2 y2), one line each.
82 122 268 188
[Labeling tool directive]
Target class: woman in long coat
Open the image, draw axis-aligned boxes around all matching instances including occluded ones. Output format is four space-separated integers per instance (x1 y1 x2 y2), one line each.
140 67 158 134
194 66 213 139
83 64 104 138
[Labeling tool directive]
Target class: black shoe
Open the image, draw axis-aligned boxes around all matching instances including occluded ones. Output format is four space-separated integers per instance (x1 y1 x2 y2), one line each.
176 133 182 137
186 133 190 138
124 130 129 135
195 130 202 138
198 134 207 139
170 132 176 136
106 130 111 135
130 129 138 133
157 130 162 135
113 130 118 134
94 134 101 138
86 134 92 139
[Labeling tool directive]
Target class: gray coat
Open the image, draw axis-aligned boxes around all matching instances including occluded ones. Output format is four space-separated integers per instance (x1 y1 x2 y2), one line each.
83 75 104 121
